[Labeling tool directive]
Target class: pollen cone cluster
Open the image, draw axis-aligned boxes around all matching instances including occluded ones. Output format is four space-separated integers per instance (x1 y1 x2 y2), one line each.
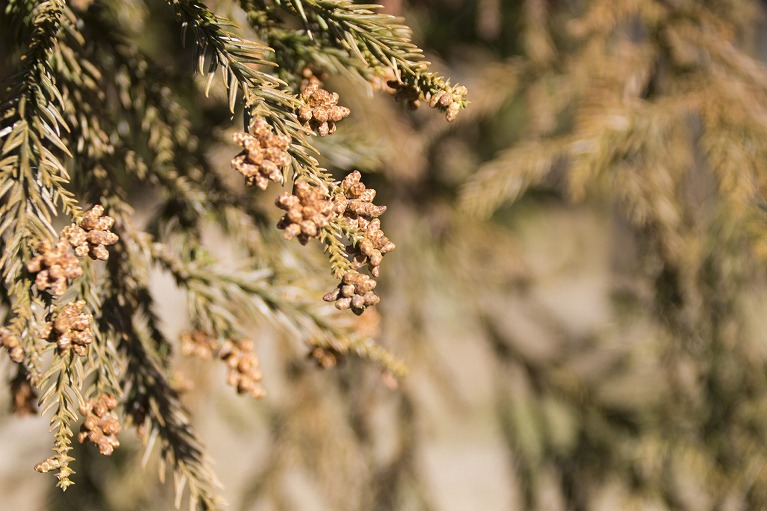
62 205 118 261
27 204 117 296
276 181 336 245
426 84 468 122
34 457 62 474
0 328 24 363
298 82 351 136
351 218 395 278
339 171 394 277
180 330 217 360
323 270 380 315
27 239 83 296
78 394 121 456
231 118 292 189
44 300 93 356
220 339 266 398
339 170 387 222
384 74 466 121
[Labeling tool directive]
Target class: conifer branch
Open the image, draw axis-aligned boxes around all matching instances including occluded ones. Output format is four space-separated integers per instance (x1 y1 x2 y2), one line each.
460 138 568 217
123 319 224 511
320 225 355 278
152 239 404 374
37 352 85 489
0 0 467 506
168 0 303 119
0 0 81 383
99 197 223 510
169 0 278 110
74 263 123 399
244 0 468 119
168 0 343 204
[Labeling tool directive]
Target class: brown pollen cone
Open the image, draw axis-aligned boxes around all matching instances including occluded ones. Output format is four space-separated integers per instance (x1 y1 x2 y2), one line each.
180 330 217 360
276 181 336 245
323 270 380 316
46 300 94 356
0 328 24 363
219 339 266 399
27 239 83 296
298 82 351 136
78 394 121 456
62 205 118 261
339 171 394 277
231 118 292 190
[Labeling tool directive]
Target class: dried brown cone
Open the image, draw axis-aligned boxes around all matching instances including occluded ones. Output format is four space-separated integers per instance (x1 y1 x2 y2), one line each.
180 330 217 360
231 118 292 190
46 300 94 356
298 82 351 136
276 181 336 245
11 371 37 416
0 327 24 363
27 239 83 296
62 205 118 261
219 339 266 399
323 270 380 316
78 394 121 456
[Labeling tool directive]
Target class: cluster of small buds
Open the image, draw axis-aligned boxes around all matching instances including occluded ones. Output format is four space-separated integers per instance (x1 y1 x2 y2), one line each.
426 84 468 122
44 300 93 356
27 205 116 296
61 205 118 261
378 66 467 122
11 372 37 416
276 181 336 245
351 218 395 278
298 82 351 136
0 328 24 363
323 270 380 315
27 239 83 296
78 395 121 455
180 330 217 360
309 346 345 369
339 171 387 223
219 339 266 399
34 456 62 473
231 118 292 190
338 171 394 277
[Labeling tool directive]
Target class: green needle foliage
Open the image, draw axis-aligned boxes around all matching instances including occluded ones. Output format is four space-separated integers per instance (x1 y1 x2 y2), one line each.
0 0 462 508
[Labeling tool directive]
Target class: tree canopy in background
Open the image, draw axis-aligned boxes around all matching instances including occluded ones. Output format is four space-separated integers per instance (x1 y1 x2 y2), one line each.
3 0 767 510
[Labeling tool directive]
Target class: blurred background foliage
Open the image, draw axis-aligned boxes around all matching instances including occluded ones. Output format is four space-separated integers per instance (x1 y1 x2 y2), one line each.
4 0 767 510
